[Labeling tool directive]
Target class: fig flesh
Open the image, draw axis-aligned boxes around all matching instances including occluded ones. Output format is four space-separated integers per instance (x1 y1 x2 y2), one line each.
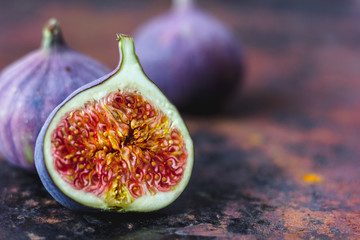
35 34 194 212
0 18 110 170
134 0 243 113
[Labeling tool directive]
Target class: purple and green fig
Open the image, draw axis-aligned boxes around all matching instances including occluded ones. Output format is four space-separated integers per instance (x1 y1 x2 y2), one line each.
0 18 110 170
134 0 244 113
35 34 194 212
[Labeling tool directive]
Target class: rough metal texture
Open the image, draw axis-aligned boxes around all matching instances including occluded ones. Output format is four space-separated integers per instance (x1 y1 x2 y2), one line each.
1 0 360 239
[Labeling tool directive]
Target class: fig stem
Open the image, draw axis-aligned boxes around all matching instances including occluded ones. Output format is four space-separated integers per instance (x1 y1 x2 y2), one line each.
41 18 66 50
115 34 139 71
172 0 195 11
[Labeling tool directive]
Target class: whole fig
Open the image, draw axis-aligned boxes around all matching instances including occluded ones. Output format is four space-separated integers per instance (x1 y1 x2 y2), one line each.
35 34 194 212
0 19 110 170
134 0 243 113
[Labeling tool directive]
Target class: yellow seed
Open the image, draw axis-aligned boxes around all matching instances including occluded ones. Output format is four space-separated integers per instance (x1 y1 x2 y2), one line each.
65 155 72 160
145 174 151 180
143 115 147 120
135 173 140 179
103 146 108 151
154 174 159 180
77 122 82 127
55 142 60 147
161 116 167 123
80 157 84 162
79 164 84 170
68 135 73 141
81 150 85 155
74 129 79 135
162 177 166 182
167 161 172 166
151 161 156 167
103 132 108 137
73 158 77 163
90 132 94 137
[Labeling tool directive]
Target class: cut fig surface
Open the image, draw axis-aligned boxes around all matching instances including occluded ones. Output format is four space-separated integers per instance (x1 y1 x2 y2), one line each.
35 34 193 212
52 90 187 207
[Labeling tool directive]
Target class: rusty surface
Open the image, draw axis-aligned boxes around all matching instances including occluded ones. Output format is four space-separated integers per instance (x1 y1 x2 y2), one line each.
1 0 360 239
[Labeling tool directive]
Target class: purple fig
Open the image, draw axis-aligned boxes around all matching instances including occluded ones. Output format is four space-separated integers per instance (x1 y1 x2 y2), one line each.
0 18 110 170
134 0 244 113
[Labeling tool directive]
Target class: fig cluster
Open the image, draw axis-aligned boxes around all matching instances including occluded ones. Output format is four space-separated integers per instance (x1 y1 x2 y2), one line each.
0 0 243 212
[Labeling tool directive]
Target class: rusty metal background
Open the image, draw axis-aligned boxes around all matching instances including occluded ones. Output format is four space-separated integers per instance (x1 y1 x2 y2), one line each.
0 0 360 239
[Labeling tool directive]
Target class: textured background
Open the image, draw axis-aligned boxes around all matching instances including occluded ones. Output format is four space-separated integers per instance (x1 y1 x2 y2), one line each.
1 0 360 239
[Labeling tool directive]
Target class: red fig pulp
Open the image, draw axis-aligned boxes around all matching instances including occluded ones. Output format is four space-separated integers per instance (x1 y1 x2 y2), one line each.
134 0 243 113
0 19 110 170
52 91 188 205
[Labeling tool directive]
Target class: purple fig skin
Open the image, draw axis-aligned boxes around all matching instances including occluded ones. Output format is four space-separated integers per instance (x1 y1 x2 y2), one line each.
0 19 110 170
134 1 244 113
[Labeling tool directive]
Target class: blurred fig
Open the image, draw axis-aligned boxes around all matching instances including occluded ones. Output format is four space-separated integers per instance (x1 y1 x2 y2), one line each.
134 0 244 113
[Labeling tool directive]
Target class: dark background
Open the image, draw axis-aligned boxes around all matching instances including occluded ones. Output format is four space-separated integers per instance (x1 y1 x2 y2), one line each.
1 0 360 239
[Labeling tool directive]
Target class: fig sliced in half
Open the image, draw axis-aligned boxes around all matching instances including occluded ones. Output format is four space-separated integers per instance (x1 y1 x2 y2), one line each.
35 34 194 212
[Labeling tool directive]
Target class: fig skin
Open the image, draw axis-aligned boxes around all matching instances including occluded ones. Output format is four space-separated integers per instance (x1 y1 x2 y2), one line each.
134 0 244 113
0 18 110 170
35 34 194 212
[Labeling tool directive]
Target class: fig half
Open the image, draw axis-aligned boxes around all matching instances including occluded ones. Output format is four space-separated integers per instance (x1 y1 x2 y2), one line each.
35 34 194 212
